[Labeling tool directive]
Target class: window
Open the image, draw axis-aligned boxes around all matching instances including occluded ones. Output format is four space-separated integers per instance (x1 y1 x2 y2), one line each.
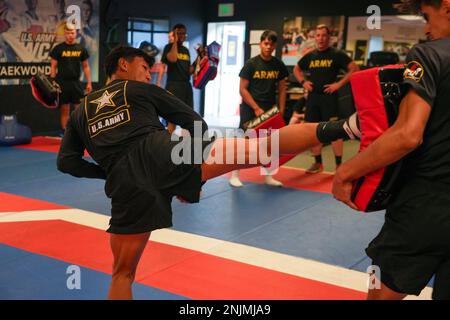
127 18 170 60
127 18 170 85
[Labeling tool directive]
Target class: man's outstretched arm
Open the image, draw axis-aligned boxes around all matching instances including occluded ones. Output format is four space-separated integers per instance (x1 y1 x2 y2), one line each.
332 89 431 209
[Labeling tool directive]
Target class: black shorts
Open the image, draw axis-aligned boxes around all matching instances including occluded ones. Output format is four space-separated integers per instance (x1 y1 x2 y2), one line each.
304 93 339 122
366 177 450 299
166 81 193 108
104 130 205 235
57 79 84 106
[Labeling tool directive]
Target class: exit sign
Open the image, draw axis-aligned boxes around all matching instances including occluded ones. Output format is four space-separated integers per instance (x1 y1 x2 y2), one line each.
218 3 234 17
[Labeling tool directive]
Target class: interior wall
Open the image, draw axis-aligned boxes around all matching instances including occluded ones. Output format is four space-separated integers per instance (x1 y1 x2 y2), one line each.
0 0 206 135
205 0 400 61
346 16 426 63
0 0 412 134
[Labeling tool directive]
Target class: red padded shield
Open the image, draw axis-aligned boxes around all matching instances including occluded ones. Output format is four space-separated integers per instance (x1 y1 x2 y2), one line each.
30 74 60 109
251 111 295 167
350 65 405 212
193 42 221 90
193 57 217 90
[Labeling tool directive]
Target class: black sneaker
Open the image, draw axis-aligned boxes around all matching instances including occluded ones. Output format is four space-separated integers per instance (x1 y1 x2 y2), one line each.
306 162 324 174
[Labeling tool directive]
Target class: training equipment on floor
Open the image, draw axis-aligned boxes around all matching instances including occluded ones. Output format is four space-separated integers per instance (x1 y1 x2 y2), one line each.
0 114 32 146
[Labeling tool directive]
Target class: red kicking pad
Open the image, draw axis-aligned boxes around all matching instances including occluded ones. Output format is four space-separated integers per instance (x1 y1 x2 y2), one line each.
243 107 295 168
350 65 406 212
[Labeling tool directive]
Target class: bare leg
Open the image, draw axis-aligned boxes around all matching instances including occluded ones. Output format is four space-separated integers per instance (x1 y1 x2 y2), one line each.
60 104 70 130
367 281 407 300
202 123 320 181
108 232 151 300
311 145 322 158
331 139 343 158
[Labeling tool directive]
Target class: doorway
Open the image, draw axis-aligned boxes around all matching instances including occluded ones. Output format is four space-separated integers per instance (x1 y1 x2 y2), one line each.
204 21 246 128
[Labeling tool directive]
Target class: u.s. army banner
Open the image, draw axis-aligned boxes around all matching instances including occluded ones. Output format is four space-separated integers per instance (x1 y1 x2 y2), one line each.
0 0 99 85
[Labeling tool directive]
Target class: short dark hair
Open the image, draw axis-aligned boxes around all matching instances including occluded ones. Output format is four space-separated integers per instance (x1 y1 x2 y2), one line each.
104 46 155 78
316 24 331 35
260 30 278 43
173 23 186 31
394 0 442 13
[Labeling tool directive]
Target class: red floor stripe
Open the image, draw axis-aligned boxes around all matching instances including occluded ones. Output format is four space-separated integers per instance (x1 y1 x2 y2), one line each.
228 167 333 194
0 192 68 212
0 220 365 300
15 136 89 156
15 136 63 153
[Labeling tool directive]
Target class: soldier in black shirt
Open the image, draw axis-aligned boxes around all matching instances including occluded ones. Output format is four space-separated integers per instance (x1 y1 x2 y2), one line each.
161 23 195 133
57 46 208 299
230 30 289 188
333 0 450 300
57 46 360 299
295 24 359 173
50 23 92 133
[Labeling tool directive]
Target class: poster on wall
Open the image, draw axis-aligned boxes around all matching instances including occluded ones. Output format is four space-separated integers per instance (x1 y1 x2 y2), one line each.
0 0 99 85
281 15 345 66
346 16 426 66
226 34 237 65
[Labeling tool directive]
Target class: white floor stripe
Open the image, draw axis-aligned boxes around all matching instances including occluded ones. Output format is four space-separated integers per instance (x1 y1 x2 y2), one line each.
0 209 431 300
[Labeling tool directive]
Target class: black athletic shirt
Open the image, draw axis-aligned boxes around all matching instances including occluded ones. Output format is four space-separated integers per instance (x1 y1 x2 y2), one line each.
57 80 208 176
50 42 89 81
298 47 352 94
239 55 289 109
162 43 191 82
401 37 450 183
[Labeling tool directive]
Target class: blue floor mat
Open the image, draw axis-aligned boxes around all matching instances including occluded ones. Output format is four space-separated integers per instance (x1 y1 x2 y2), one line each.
0 244 187 300
0 147 386 276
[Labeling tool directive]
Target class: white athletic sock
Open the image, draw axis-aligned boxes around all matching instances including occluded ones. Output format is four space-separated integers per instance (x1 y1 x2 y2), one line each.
229 170 243 188
265 175 283 187
263 168 283 187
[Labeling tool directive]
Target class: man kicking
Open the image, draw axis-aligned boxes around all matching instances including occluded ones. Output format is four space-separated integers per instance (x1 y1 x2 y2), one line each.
56 46 358 299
